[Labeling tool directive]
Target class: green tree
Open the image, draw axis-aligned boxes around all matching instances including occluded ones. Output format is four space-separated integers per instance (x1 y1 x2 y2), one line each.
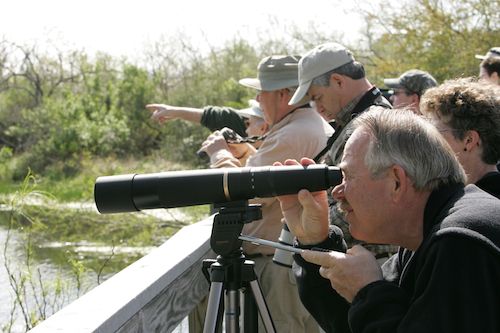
356 0 500 85
115 64 156 154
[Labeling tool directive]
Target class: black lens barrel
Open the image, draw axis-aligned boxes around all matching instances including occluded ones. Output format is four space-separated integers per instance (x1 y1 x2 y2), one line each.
94 164 342 214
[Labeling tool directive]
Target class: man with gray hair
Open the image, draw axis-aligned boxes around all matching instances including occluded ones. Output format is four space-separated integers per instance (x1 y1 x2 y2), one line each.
277 108 500 332
383 69 438 114
199 55 333 332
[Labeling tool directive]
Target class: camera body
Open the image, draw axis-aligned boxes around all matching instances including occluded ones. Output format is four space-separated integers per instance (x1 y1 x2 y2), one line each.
197 128 244 160
219 127 243 143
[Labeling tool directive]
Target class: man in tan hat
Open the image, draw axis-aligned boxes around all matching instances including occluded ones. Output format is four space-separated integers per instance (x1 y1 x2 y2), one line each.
199 55 333 332
476 47 500 85
383 69 438 114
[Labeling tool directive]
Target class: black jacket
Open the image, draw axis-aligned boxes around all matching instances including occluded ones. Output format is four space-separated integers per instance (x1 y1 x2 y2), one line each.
475 171 500 199
200 105 247 137
294 184 500 333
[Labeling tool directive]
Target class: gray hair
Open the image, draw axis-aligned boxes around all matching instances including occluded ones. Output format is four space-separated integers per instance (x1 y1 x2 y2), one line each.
347 107 466 191
311 61 366 86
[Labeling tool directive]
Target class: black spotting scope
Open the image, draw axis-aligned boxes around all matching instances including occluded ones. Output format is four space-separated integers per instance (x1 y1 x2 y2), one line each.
94 164 342 214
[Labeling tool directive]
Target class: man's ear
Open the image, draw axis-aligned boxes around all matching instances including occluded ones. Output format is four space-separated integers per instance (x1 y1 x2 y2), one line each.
490 71 499 84
330 73 344 88
389 165 408 201
280 88 295 102
411 93 420 106
464 129 481 152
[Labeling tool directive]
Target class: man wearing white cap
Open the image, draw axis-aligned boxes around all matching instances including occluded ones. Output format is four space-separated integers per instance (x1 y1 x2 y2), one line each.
199 54 333 332
476 47 500 85
235 99 268 140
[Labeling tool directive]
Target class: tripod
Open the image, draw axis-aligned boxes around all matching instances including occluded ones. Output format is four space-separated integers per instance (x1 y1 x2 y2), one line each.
202 201 276 333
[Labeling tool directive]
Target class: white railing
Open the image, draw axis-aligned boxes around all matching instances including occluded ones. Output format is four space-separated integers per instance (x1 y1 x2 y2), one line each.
28 216 215 333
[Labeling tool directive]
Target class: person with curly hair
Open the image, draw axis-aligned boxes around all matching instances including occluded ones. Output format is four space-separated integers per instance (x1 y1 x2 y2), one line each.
420 78 500 198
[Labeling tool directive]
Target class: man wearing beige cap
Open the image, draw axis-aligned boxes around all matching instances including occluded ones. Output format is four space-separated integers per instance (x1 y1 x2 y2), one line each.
476 47 500 85
290 42 391 164
288 42 395 263
199 55 333 332
384 69 438 114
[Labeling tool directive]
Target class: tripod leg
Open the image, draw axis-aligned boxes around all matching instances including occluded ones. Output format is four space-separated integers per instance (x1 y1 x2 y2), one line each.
242 286 258 332
225 290 240 332
203 281 224 333
249 280 276 333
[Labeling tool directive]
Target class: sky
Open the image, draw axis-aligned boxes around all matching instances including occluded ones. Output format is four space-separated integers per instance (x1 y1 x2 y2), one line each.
0 0 368 59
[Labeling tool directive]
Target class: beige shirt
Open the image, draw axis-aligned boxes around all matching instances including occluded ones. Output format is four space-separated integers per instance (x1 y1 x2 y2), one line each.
211 107 334 255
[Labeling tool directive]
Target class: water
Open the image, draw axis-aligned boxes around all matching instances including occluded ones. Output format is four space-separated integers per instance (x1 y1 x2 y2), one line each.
0 226 130 332
0 206 193 333
1 227 73 332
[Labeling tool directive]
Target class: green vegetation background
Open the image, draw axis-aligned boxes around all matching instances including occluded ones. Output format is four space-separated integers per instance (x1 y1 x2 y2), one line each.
1 1 498 201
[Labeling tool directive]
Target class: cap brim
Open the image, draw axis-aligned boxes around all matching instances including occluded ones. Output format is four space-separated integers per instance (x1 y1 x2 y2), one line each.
237 107 263 119
289 80 312 106
248 99 259 108
239 78 261 90
383 78 402 89
475 54 486 60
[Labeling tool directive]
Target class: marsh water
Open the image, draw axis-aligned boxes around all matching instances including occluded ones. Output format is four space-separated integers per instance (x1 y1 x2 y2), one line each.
0 227 149 332
0 203 192 333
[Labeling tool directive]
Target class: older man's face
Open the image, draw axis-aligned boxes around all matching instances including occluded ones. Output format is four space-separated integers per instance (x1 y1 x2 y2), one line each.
332 128 394 243
256 90 281 126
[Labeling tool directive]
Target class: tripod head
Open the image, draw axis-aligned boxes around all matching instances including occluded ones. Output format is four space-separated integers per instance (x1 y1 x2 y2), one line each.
203 201 275 333
210 201 262 257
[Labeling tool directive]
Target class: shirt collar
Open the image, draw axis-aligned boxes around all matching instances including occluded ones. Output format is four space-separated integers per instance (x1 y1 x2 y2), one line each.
336 93 364 127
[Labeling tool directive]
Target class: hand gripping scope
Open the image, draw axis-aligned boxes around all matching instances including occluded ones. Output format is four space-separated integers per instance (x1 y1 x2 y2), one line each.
94 164 342 213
